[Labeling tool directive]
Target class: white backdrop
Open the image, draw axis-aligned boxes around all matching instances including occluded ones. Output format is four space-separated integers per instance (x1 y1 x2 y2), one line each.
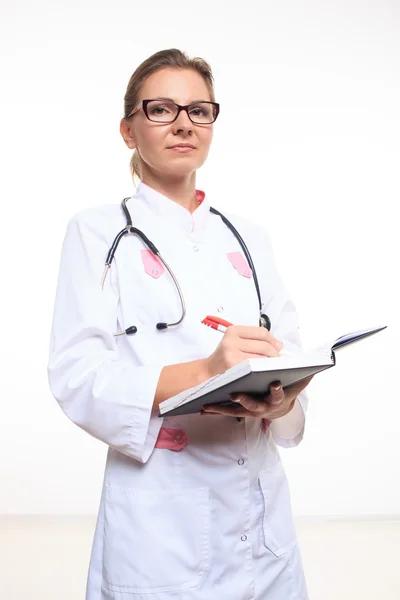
0 0 398 516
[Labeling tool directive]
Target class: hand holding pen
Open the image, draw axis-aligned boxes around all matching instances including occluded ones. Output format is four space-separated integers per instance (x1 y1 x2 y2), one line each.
199 315 312 421
202 315 292 357
200 314 289 380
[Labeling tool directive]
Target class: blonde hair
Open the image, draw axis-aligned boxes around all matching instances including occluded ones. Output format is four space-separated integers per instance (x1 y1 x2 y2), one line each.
122 48 216 186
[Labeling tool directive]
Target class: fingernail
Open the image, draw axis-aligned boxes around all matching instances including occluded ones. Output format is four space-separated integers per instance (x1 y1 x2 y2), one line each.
272 384 281 391
276 341 283 350
232 396 243 403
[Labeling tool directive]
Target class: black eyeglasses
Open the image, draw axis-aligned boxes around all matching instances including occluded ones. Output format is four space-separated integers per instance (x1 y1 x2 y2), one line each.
127 98 220 124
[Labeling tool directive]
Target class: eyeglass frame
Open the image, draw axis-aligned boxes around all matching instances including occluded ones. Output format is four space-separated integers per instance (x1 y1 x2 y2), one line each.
126 98 220 124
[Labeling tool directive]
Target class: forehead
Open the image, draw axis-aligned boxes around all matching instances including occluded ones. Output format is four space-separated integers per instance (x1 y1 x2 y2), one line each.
139 68 211 103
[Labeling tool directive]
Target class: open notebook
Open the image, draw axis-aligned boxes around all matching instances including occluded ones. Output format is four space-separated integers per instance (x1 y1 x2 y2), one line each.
158 325 387 417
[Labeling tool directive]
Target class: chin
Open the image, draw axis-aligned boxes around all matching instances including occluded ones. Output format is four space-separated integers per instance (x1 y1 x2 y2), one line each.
165 160 203 175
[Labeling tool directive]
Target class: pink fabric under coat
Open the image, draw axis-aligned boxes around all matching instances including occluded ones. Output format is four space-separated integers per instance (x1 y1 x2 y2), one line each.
155 422 270 451
227 252 253 278
141 249 165 279
155 427 188 451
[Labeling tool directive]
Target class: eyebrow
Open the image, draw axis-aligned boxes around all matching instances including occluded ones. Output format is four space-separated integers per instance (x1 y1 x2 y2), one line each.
151 96 211 104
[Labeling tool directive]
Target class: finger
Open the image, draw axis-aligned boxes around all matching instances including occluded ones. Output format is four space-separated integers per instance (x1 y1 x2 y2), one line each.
268 382 285 405
238 352 281 360
230 393 264 412
203 402 242 414
229 326 282 352
238 338 281 358
202 406 250 417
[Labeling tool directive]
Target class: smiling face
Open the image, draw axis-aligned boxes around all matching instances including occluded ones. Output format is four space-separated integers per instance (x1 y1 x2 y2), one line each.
120 68 215 182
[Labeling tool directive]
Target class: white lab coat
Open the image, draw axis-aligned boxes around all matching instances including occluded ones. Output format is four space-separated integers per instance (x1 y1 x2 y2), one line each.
48 181 310 600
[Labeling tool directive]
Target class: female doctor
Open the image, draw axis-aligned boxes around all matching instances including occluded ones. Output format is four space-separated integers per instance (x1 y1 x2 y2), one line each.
48 48 313 600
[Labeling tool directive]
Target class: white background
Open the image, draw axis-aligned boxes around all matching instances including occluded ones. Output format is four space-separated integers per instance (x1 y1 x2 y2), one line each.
0 0 398 516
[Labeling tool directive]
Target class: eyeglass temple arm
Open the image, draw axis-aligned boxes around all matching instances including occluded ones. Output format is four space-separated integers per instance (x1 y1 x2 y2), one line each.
126 104 141 118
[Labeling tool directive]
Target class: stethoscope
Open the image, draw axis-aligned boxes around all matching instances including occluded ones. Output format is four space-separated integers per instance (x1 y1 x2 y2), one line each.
101 197 272 336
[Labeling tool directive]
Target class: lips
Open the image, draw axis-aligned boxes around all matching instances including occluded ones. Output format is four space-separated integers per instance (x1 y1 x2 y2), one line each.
168 144 196 149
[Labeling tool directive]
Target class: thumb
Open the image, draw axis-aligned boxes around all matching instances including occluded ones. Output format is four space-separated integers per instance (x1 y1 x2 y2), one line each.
269 382 284 404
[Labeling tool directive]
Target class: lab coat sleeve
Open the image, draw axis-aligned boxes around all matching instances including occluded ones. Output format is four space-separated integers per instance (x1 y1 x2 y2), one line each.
257 227 309 448
47 213 165 463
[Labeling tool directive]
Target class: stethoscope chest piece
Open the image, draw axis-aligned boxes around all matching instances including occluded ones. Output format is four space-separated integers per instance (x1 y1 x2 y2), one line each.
259 313 271 331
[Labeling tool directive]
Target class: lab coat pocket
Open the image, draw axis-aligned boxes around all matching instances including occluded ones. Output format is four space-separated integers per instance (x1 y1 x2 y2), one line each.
258 461 297 557
102 484 210 594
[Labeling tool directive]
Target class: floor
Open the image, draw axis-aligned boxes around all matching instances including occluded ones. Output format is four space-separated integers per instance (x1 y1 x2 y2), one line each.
1 516 399 599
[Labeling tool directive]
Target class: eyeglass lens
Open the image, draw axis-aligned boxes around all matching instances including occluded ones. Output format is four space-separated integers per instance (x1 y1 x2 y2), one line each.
146 100 217 124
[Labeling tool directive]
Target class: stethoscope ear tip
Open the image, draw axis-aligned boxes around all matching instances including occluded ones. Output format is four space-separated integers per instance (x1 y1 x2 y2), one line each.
156 322 168 331
125 325 138 335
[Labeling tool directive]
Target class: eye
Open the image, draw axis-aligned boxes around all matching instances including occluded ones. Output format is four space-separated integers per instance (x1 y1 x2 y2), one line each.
189 106 209 117
188 103 214 122
149 106 167 115
148 102 175 115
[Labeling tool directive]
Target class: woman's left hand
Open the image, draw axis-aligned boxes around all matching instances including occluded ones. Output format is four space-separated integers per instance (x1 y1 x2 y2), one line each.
201 376 313 420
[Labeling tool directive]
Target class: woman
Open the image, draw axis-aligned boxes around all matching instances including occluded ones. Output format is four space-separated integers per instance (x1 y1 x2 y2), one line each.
48 48 312 600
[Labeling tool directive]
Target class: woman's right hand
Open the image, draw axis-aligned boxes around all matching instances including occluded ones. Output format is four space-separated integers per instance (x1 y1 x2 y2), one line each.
204 326 284 378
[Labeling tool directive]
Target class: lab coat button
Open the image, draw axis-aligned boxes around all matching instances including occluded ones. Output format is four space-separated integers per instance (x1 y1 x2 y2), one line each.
241 535 247 541
238 458 244 466
193 245 199 252
217 306 224 312
152 269 159 276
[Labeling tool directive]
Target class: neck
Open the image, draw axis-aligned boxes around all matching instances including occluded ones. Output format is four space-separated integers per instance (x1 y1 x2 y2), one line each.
140 171 198 213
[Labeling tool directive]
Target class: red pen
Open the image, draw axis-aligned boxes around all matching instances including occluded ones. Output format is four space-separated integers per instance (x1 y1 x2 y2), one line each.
201 315 233 334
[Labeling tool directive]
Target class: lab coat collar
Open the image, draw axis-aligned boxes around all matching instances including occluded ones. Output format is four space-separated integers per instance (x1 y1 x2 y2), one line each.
133 181 210 236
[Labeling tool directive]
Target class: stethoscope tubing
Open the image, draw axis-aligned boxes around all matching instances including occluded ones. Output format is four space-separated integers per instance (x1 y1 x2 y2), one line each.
209 206 262 315
102 197 270 334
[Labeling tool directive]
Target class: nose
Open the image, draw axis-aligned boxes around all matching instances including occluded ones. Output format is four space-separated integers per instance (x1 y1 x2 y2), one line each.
172 108 193 133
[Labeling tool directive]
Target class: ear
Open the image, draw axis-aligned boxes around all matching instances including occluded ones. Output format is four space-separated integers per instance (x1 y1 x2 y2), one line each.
120 118 136 150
